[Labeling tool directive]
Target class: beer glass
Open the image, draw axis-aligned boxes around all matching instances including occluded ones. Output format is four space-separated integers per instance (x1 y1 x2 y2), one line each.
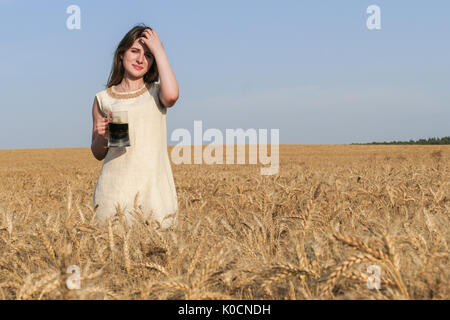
108 110 130 147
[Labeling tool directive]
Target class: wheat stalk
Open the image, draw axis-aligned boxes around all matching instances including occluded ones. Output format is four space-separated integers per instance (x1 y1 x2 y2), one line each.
38 277 61 299
333 232 389 261
322 253 379 296
142 262 169 277
288 280 296 299
76 202 86 224
333 231 409 298
261 263 314 295
123 229 131 273
18 271 60 300
154 280 191 298
108 218 115 262
37 228 57 264
187 239 205 278
12 255 30 275
198 239 229 285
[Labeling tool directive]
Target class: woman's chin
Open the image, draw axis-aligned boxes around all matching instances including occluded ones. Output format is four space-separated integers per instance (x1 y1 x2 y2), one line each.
127 70 145 79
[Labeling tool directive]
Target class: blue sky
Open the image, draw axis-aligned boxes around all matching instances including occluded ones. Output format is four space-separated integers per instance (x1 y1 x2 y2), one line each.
0 0 449 149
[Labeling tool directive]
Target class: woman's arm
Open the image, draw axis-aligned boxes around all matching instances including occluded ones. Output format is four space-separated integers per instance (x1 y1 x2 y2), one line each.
139 29 179 108
154 49 179 108
91 97 109 161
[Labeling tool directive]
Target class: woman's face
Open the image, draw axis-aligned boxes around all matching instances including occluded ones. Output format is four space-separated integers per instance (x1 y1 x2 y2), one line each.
121 38 154 79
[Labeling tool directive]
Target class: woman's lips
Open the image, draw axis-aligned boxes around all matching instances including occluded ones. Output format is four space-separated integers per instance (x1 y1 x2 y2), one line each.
132 64 143 70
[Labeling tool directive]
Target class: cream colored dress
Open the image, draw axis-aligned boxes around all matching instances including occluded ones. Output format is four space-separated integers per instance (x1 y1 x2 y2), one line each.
92 81 178 229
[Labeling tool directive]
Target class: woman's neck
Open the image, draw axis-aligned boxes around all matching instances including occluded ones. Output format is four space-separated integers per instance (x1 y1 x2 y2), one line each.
116 76 145 92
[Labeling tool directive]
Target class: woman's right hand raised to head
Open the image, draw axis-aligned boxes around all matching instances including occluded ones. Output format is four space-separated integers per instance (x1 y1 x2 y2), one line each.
94 112 111 139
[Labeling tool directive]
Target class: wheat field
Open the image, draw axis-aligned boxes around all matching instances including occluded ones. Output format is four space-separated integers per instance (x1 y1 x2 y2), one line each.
0 145 448 300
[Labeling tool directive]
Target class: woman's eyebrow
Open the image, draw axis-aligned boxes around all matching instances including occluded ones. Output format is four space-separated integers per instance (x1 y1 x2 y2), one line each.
131 46 151 54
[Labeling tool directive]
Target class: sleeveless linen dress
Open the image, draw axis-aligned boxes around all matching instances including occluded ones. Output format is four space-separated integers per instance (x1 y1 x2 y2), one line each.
92 81 178 229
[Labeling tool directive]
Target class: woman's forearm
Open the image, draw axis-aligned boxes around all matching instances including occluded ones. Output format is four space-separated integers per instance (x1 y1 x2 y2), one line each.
153 49 179 106
91 134 109 161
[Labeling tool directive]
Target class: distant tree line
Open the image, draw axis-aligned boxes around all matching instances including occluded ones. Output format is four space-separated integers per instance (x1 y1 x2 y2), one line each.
351 136 450 145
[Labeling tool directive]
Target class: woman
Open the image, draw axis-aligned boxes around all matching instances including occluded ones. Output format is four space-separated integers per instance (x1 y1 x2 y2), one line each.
91 24 179 229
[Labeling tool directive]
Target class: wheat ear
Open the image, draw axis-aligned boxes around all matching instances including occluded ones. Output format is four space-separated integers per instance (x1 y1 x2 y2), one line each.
322 253 379 296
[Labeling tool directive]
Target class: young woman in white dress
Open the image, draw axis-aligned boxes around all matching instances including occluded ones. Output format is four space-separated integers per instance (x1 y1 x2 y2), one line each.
91 24 179 229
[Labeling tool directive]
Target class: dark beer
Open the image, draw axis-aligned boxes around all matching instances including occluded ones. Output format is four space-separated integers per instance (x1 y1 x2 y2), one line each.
108 122 130 147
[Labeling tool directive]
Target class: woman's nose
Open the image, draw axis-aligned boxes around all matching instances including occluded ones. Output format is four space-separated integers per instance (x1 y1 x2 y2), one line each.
137 52 144 63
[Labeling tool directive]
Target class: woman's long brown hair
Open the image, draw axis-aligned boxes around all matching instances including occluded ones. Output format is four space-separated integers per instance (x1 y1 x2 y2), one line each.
106 23 159 88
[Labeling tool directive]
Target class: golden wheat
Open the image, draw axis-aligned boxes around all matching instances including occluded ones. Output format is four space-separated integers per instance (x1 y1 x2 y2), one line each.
0 145 448 299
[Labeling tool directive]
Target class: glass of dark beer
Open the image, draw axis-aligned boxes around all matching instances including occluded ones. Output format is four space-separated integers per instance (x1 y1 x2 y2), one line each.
108 110 130 147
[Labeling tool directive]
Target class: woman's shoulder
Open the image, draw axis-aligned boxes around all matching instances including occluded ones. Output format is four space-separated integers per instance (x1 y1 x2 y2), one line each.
95 87 108 100
93 88 109 117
